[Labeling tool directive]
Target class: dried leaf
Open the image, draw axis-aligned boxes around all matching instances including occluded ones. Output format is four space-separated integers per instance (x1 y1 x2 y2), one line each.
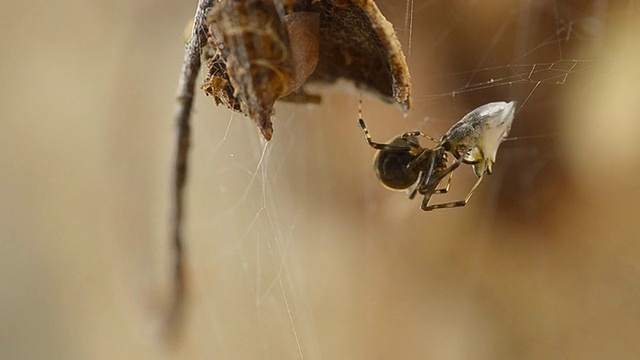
202 0 411 140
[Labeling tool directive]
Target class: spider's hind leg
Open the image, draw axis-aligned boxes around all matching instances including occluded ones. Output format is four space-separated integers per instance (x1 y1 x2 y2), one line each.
358 119 417 152
406 171 426 200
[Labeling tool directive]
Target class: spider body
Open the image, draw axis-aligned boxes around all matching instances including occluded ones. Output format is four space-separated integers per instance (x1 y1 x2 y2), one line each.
372 135 422 190
359 101 516 211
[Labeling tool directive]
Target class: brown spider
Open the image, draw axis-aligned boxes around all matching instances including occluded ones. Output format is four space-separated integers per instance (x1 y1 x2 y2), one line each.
359 101 516 211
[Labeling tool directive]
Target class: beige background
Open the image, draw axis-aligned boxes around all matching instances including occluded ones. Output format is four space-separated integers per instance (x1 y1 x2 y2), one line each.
2 0 640 359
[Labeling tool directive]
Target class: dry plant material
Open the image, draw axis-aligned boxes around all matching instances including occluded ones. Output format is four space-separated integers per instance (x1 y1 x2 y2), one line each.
168 0 213 341
202 0 411 140
168 0 410 341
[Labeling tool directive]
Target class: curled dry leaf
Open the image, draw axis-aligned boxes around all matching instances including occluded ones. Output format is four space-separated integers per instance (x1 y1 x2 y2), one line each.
284 12 320 97
202 0 411 140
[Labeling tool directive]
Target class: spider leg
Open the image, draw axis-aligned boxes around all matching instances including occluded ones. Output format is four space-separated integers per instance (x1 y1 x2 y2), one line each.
419 159 461 210
401 131 439 144
406 148 435 170
358 119 417 152
413 156 458 208
415 171 454 206
434 172 454 194
421 173 485 211
423 156 460 190
406 171 426 200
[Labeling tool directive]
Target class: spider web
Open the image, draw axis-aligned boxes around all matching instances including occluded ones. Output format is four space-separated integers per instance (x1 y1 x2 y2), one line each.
182 1 639 358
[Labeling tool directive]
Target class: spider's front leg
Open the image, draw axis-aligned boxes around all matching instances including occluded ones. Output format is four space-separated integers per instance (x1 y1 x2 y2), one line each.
406 171 426 200
401 131 439 144
406 147 434 170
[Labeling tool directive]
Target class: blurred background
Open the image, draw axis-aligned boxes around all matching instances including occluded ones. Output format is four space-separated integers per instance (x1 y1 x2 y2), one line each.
2 0 640 359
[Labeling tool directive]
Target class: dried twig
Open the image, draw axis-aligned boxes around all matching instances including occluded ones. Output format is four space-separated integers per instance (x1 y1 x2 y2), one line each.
167 0 214 339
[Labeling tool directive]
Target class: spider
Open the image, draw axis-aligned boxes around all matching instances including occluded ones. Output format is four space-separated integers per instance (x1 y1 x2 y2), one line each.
359 101 516 211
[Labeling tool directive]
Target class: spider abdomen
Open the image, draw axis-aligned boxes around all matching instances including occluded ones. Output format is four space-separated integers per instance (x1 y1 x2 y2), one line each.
374 150 419 190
